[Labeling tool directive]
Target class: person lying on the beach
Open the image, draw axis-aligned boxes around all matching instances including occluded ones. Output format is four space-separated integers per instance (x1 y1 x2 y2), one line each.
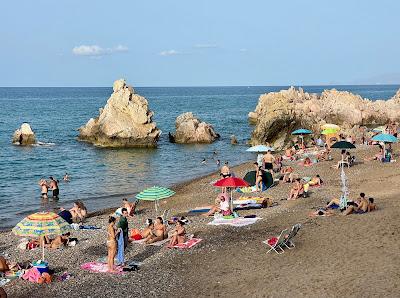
326 197 340 209
45 233 70 249
309 208 335 217
70 201 87 223
300 157 313 167
303 175 323 196
145 217 167 244
288 178 304 200
168 220 186 247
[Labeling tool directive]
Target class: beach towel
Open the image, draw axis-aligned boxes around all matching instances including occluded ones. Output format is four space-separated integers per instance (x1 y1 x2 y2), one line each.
188 206 212 213
79 225 101 230
117 232 124 265
208 217 261 227
170 238 202 249
81 262 124 274
22 267 41 283
0 278 11 287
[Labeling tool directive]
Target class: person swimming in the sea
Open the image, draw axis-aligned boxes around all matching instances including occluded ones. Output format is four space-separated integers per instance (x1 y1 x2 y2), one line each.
63 173 70 182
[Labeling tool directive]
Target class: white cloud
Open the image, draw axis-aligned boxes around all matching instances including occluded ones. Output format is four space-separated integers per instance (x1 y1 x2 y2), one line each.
194 44 218 49
159 49 180 56
72 45 128 57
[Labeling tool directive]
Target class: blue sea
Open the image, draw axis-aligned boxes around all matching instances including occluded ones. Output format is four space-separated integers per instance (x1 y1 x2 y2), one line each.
0 85 399 228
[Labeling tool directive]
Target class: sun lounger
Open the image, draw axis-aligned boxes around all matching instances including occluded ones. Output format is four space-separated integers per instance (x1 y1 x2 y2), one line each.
262 229 290 254
282 224 301 249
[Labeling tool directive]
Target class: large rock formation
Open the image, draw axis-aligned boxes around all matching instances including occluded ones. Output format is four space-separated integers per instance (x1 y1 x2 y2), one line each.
249 87 400 148
171 112 220 144
78 79 161 147
12 123 36 145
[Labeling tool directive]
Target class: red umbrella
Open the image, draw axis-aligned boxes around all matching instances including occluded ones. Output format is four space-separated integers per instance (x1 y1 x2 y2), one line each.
213 177 249 211
213 177 249 188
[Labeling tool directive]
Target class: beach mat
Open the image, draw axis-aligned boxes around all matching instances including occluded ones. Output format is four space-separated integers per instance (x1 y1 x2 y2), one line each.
81 262 124 274
170 238 202 249
208 217 261 227
79 225 101 230
188 206 212 214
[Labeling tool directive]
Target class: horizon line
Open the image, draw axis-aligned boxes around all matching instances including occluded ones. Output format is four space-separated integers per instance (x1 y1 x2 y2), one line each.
0 83 400 88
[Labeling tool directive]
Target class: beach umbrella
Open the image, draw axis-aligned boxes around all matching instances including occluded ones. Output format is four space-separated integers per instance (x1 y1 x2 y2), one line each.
371 133 398 157
246 145 274 166
321 124 340 131
330 141 356 209
331 141 356 149
214 177 249 211
12 212 71 261
135 186 175 213
291 129 312 147
321 128 339 135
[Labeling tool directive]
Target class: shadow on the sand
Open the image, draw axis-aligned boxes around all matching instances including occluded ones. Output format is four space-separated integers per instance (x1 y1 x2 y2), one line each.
129 246 162 263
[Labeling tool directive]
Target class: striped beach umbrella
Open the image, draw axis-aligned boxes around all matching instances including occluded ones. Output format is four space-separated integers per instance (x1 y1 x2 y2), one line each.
136 186 175 213
12 212 71 260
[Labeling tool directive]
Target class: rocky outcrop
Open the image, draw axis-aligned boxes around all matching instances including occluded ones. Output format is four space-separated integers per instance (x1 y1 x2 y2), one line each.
78 79 161 147
249 87 400 148
12 123 36 145
171 112 219 144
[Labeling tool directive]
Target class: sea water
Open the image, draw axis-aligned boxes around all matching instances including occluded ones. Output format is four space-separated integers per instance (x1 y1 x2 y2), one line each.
0 85 398 228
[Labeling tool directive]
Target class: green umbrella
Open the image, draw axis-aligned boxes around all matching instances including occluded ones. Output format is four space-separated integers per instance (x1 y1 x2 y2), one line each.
321 128 338 135
136 186 175 213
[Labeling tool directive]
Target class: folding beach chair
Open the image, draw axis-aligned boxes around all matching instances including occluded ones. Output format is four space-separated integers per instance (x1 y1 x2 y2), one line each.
282 223 301 249
262 229 290 254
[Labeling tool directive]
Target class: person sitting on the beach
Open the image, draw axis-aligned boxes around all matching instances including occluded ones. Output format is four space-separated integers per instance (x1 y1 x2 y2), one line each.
130 219 154 240
145 217 167 244
274 155 283 172
284 148 295 160
326 197 340 209
368 197 377 212
168 220 186 247
203 193 230 217
122 198 136 217
58 207 73 224
302 157 313 166
288 178 304 200
280 167 295 183
343 193 369 215
365 145 384 161
0 256 9 273
70 201 87 223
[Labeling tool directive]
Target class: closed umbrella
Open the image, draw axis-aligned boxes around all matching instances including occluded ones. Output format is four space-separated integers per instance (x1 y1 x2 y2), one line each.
214 177 249 211
12 212 71 260
136 186 175 213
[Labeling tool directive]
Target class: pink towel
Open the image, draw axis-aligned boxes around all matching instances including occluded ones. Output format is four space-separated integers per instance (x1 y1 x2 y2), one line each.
81 262 124 274
170 238 202 249
22 267 41 283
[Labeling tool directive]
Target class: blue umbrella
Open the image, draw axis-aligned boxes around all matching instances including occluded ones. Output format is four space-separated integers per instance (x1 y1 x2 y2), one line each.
291 129 312 135
246 145 274 152
371 133 398 143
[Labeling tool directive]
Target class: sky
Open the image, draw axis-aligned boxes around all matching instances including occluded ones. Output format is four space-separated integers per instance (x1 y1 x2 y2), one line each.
1 0 400 87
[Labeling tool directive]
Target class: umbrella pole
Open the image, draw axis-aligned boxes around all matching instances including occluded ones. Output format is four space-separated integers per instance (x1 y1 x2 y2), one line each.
42 244 45 261
155 201 158 214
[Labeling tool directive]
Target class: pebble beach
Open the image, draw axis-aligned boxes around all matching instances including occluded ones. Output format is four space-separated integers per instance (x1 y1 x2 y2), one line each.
2 144 400 298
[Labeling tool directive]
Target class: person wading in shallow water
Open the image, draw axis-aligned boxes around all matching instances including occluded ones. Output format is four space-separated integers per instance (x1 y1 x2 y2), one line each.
39 179 48 199
49 176 59 199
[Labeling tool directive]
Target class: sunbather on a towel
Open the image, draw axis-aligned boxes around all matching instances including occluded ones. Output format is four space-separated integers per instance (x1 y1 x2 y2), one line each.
45 232 70 249
145 217 167 244
303 175 323 196
168 220 186 247
288 178 304 200
203 193 231 217
309 208 334 217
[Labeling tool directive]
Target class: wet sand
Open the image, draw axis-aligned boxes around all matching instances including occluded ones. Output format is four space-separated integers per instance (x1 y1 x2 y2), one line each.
1 144 400 297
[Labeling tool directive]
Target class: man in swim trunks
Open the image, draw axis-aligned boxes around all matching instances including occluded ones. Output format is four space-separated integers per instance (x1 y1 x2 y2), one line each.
220 162 231 178
39 179 48 199
263 150 275 173
49 177 59 199
117 208 129 249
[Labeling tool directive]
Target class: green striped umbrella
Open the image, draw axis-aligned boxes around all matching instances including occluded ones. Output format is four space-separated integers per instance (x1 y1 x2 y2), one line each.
135 186 175 212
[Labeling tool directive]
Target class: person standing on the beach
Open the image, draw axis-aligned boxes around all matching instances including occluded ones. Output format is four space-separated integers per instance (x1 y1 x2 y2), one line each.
107 216 117 272
49 177 59 199
117 208 129 249
39 179 48 199
263 150 275 174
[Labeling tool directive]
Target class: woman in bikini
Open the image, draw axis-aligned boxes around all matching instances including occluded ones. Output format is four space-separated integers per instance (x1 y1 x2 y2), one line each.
145 217 167 244
169 220 186 247
70 201 87 223
107 216 117 272
288 178 304 200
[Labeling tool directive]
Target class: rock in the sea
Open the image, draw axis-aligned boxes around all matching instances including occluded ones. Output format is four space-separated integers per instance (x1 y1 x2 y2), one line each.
231 135 238 145
78 79 161 147
171 112 220 144
12 123 36 145
249 87 400 148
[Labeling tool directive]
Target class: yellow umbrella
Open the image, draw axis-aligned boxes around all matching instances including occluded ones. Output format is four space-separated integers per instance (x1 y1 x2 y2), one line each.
321 124 340 131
